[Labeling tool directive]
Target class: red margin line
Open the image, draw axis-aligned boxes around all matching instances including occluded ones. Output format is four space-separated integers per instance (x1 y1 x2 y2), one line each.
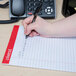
2 25 19 64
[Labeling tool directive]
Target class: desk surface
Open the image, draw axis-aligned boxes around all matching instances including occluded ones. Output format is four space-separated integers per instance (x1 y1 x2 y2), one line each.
0 0 76 76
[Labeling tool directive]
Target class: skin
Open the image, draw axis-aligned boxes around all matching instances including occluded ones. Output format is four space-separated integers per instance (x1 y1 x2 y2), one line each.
22 14 76 38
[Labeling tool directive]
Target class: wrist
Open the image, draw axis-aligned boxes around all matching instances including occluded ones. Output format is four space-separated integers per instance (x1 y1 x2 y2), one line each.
48 23 61 37
46 23 56 37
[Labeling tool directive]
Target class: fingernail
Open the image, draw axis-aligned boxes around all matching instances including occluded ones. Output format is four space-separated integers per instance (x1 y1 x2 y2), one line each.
25 32 29 35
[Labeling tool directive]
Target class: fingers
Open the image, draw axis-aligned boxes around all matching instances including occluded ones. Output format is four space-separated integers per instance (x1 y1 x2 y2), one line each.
22 16 41 37
22 15 34 33
22 15 34 25
29 31 40 37
25 22 36 35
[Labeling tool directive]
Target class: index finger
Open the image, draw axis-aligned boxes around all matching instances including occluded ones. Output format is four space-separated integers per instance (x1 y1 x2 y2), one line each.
22 15 34 25
22 15 34 33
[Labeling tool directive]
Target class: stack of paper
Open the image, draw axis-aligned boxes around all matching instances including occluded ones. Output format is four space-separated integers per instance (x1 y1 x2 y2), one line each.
2 26 76 72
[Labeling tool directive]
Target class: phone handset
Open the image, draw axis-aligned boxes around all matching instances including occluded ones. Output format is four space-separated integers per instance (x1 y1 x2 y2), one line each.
11 0 25 16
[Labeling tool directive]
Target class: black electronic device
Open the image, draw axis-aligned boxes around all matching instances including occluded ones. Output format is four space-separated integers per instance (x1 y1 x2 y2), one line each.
0 0 56 24
62 0 76 17
10 0 56 19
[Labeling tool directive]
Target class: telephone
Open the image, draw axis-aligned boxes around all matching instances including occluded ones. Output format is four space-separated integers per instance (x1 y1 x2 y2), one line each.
0 0 56 24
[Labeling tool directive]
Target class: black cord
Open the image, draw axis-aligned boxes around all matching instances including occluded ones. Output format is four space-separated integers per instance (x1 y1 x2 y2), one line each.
0 1 9 8
0 19 19 24
0 1 20 24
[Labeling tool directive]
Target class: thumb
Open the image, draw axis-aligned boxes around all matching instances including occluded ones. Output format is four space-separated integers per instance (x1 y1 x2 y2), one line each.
26 22 36 35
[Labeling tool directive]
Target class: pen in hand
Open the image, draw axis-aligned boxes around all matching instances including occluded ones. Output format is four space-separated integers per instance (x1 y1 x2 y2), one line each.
26 3 42 39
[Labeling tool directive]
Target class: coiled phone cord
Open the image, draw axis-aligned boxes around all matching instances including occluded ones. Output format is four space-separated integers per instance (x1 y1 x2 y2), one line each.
0 1 9 8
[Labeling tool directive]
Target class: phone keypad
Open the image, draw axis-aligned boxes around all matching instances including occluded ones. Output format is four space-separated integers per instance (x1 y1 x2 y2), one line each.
27 0 56 18
10 0 56 19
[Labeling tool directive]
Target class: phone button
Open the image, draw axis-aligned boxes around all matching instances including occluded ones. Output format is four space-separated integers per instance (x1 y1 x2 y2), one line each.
28 12 33 15
28 8 32 11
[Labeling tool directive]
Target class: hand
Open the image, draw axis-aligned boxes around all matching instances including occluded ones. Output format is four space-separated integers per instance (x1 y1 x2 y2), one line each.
22 14 76 38
22 15 52 37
